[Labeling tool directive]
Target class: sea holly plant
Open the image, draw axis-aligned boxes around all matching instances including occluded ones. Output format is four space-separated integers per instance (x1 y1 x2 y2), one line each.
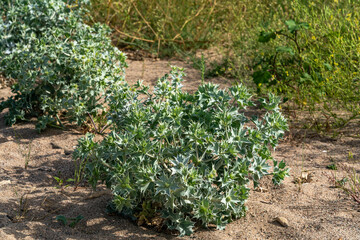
73 67 289 236
0 0 127 131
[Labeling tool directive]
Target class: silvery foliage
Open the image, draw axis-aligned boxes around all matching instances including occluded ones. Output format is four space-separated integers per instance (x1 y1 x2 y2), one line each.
74 67 289 236
0 0 127 131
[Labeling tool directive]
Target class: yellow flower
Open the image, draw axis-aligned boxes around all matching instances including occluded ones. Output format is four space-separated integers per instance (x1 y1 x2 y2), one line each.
285 71 289 76
312 36 316 40
258 83 262 87
334 0 338 3
346 13 352 21
330 54 334 58
303 101 307 105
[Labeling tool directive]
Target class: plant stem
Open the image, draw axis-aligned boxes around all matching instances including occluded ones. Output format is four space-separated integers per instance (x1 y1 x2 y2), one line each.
88 112 98 133
56 114 65 128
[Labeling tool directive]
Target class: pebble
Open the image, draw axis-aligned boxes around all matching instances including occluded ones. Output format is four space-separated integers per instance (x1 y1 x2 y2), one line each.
275 216 289 227
64 149 72 155
37 166 53 172
50 143 62 149
0 180 11 187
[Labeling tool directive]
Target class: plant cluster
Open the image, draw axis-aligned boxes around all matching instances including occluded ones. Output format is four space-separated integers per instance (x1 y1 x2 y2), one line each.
247 0 360 129
247 0 360 130
73 67 289 236
253 20 311 98
0 0 127 131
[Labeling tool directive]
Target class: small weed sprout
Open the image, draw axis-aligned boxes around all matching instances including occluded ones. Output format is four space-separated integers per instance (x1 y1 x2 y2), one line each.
327 163 360 204
16 193 30 222
53 172 74 192
56 215 84 228
13 131 33 170
11 189 33 222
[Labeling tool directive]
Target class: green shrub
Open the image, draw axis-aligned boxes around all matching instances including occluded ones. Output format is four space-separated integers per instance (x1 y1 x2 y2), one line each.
0 0 127 131
73 67 289 236
252 0 360 129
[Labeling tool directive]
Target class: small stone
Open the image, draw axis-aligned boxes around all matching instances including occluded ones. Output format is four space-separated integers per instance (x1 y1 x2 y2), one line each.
254 186 268 192
37 166 52 172
50 143 62 149
64 149 72 155
275 216 289 227
0 180 11 187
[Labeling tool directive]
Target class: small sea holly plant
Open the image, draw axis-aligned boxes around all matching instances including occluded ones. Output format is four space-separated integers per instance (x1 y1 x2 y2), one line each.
74 67 289 236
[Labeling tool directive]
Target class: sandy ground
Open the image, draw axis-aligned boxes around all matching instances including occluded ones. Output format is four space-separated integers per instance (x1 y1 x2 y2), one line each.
0 56 359 240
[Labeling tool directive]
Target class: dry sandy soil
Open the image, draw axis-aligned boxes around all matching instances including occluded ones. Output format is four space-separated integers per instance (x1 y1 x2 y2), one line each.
0 56 359 240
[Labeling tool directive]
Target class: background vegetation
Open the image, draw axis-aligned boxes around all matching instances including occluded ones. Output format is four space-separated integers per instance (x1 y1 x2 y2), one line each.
88 0 360 132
